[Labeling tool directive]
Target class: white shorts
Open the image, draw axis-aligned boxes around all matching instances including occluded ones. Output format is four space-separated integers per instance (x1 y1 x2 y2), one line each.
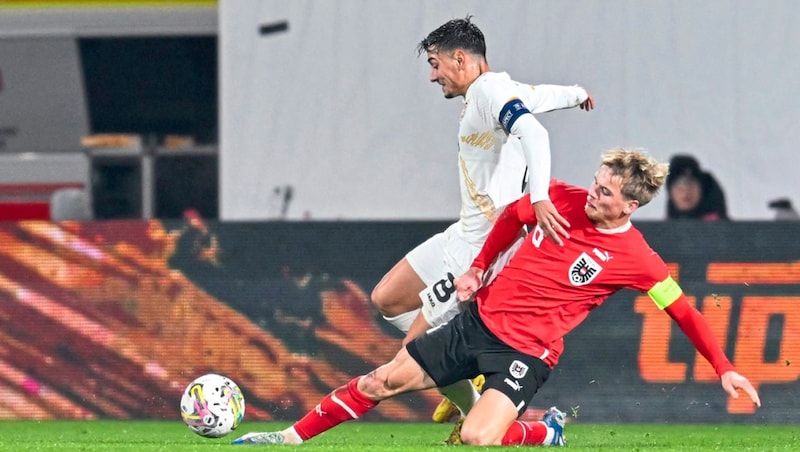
406 222 523 328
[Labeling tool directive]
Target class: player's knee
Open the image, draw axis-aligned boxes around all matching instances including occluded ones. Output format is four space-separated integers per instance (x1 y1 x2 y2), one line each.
460 421 502 446
370 284 390 312
371 283 409 317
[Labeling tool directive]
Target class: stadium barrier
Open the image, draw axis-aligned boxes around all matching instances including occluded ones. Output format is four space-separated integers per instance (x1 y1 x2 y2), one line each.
0 220 797 423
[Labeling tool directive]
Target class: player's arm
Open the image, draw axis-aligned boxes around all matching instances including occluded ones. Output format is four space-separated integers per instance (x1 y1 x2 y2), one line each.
525 84 594 113
499 100 570 246
648 276 761 407
455 195 533 301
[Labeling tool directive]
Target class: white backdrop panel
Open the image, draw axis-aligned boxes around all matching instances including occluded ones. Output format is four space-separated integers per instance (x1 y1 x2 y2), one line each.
221 0 800 220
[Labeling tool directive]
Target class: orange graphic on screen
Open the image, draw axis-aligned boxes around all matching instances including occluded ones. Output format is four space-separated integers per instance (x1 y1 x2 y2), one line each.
637 262 799 414
0 221 440 421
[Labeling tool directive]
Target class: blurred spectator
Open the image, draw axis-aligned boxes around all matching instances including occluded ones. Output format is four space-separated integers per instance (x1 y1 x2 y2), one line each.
666 155 728 220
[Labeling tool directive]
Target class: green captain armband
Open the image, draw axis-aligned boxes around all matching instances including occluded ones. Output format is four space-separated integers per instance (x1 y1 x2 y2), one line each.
647 276 683 310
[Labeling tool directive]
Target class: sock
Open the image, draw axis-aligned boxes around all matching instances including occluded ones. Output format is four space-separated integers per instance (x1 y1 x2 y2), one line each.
438 379 480 415
292 376 378 441
279 427 303 444
382 308 420 334
501 420 548 446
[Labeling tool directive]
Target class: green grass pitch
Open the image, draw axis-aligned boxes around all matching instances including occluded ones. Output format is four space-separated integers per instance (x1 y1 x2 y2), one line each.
0 421 796 451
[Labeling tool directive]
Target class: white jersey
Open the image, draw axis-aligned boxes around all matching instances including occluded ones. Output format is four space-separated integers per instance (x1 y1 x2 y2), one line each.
456 72 588 246
409 74 589 327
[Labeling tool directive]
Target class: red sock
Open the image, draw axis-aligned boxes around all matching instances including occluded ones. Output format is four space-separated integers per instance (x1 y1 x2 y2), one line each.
293 376 378 441
501 420 547 446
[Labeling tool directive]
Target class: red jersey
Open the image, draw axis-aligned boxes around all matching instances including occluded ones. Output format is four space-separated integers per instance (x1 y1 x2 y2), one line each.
472 180 673 368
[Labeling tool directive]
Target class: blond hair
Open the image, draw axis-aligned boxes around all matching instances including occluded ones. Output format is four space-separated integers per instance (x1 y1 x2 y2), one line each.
600 148 669 207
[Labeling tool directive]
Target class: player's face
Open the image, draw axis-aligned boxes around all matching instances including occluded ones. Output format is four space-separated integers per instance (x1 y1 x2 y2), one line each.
426 49 466 98
585 165 639 229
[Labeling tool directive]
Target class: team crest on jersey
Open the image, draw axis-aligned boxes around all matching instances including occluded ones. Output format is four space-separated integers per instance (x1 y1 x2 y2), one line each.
568 252 603 286
509 360 529 379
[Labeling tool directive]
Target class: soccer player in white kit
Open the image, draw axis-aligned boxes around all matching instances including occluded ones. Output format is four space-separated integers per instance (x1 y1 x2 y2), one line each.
369 16 594 432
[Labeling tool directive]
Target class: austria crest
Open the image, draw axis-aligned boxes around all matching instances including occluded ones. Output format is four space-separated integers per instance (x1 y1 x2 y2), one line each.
568 252 603 286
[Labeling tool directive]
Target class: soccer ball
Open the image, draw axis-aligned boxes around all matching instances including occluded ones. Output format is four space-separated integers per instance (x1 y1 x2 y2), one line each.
180 373 245 438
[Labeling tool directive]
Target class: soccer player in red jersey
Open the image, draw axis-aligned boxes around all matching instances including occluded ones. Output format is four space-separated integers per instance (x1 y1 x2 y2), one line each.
233 149 760 447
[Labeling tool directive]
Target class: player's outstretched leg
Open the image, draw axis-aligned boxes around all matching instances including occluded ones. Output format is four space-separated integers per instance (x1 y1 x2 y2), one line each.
232 376 378 445
500 406 566 446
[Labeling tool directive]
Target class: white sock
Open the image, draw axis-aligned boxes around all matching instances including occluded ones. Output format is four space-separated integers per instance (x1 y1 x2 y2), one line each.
438 379 480 415
382 308 420 334
283 426 303 444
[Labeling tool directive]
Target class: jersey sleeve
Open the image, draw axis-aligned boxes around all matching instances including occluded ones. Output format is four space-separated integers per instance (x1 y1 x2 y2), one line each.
647 274 684 310
509 83 588 201
474 78 554 203
522 84 589 113
471 193 535 271
629 249 683 309
665 296 736 377
635 245 735 378
510 115 551 203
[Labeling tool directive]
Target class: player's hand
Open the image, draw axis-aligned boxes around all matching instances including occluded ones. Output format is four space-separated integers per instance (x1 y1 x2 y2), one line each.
454 267 484 301
580 92 595 111
533 200 570 246
720 370 761 407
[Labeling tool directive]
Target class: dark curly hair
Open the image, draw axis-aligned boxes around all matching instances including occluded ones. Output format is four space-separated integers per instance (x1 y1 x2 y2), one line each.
417 15 487 58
